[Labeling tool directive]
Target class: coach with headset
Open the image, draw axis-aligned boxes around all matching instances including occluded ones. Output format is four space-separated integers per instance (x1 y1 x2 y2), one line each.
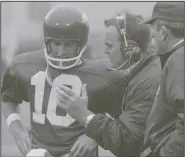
56 11 161 157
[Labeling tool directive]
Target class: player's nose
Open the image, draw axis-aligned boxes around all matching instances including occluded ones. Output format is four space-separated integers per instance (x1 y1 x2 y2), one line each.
57 45 66 58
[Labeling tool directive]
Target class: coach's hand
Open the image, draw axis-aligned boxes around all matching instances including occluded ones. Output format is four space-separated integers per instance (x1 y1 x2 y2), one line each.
9 120 32 156
69 134 97 157
56 84 93 125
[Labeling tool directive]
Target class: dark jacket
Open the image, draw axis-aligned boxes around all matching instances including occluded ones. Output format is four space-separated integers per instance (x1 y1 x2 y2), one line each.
143 43 184 157
86 56 161 157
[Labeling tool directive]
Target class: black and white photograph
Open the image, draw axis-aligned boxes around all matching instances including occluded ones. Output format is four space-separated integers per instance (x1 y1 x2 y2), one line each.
1 1 184 157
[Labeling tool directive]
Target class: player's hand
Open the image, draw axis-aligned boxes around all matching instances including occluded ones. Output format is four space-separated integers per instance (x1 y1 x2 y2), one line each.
9 120 32 156
56 84 93 125
69 134 97 157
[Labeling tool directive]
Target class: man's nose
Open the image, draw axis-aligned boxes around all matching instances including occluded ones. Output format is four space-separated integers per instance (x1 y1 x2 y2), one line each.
104 48 109 54
57 45 65 57
104 51 109 54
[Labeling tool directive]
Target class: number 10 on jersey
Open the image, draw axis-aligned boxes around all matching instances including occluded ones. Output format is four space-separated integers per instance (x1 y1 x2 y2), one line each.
31 71 82 127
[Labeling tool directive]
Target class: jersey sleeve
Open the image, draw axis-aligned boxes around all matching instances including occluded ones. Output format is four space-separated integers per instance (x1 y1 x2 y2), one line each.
1 64 27 104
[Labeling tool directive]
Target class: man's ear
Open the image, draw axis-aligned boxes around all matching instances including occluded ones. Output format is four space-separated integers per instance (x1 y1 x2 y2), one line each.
120 43 125 53
161 26 168 41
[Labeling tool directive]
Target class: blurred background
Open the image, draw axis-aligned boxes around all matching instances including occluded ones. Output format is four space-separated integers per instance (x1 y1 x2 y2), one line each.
1 2 155 156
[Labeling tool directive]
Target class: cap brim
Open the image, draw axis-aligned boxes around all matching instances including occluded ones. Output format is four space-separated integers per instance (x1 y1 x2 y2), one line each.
140 17 155 24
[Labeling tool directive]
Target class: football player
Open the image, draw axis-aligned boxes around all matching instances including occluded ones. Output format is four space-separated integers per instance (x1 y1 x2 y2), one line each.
1 5 127 157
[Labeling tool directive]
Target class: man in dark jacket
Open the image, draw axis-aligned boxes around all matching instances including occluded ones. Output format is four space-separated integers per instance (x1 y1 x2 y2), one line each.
56 12 161 157
140 2 184 157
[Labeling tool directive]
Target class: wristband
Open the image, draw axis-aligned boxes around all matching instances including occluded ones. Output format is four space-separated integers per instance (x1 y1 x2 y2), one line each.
84 114 95 128
6 113 21 128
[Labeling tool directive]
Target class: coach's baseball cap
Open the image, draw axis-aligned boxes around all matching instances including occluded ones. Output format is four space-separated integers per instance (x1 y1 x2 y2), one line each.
142 2 184 24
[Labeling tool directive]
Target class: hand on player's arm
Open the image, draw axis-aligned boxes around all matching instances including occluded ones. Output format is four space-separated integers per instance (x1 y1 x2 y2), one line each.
2 103 54 157
2 100 32 156
69 134 97 157
56 84 93 125
2 101 53 157
9 120 32 156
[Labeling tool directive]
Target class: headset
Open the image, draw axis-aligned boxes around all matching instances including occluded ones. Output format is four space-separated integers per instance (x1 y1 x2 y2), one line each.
107 14 141 71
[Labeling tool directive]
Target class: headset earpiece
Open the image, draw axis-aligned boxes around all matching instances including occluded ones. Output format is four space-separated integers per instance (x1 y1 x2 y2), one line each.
120 28 126 35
